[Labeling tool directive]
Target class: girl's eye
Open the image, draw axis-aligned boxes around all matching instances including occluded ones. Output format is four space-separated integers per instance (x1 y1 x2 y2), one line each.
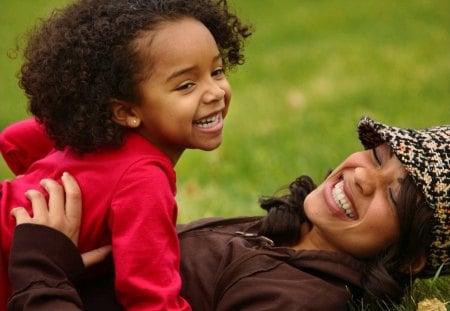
212 67 225 77
372 148 382 166
176 82 195 91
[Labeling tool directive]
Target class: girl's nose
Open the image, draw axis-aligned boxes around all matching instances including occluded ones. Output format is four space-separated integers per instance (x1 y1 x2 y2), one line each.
203 80 226 103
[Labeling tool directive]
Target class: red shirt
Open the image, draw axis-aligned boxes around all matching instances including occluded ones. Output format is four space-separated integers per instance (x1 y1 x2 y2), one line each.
0 119 191 311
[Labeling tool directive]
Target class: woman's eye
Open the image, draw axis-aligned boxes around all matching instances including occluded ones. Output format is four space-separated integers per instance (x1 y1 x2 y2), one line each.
388 188 398 209
372 148 382 166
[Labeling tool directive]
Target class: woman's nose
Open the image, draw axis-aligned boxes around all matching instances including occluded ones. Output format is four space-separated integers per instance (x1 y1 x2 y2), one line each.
354 167 376 196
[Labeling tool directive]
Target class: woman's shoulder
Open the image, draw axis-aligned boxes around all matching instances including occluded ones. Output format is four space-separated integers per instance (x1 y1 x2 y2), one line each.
215 246 361 310
179 216 362 310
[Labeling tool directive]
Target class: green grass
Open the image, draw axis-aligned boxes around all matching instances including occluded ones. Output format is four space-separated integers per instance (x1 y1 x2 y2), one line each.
1 0 449 309
349 272 450 310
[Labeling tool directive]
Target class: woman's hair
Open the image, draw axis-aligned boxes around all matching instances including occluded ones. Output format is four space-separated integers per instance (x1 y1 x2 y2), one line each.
359 175 433 305
19 0 252 154
258 175 315 246
258 173 433 306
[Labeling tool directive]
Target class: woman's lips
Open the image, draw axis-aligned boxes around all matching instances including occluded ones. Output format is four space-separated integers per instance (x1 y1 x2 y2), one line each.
332 180 355 219
325 177 358 220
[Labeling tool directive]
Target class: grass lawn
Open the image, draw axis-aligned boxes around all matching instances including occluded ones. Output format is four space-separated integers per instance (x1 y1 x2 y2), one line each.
1 0 449 309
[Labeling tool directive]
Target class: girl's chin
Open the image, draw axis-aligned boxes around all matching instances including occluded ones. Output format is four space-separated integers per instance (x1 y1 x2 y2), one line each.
198 137 223 151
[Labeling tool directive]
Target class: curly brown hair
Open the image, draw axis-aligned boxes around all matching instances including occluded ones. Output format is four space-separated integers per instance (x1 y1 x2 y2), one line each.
19 0 252 154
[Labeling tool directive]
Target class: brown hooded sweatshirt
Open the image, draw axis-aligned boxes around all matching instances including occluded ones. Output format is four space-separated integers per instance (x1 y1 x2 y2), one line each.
178 217 363 311
8 217 363 310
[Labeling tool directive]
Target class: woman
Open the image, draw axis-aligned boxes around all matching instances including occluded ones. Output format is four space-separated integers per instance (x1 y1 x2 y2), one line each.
7 116 450 310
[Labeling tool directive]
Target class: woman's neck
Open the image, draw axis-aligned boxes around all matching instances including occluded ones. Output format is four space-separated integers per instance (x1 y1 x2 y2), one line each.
292 223 339 253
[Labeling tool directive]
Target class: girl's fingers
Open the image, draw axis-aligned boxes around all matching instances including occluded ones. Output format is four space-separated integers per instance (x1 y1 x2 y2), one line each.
10 207 32 225
81 245 112 268
61 172 82 227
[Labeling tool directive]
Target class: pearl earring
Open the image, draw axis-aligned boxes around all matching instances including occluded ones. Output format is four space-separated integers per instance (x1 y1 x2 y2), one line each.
129 119 138 127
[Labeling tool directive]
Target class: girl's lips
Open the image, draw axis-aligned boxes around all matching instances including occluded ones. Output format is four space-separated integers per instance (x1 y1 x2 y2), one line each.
193 111 224 133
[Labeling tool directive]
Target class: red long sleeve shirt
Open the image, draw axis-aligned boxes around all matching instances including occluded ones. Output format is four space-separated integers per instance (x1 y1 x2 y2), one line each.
0 119 190 311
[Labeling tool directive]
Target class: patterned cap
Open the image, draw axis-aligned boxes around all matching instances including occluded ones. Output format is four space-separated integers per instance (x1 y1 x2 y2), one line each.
357 116 449 277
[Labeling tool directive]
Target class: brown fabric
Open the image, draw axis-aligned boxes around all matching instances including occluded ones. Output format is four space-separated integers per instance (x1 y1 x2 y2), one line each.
9 218 363 310
178 217 363 311
8 224 123 311
8 224 85 311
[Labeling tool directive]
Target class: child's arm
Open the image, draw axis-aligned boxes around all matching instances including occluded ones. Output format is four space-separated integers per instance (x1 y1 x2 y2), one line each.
0 118 54 175
110 163 191 311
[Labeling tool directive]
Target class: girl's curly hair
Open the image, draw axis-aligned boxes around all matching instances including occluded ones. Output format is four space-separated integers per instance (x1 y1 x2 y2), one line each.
20 0 252 154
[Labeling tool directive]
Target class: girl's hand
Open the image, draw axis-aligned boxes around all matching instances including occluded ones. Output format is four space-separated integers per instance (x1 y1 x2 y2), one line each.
10 172 111 267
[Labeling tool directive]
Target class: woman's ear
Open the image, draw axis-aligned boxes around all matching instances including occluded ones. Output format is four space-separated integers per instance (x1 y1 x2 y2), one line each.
110 99 141 128
399 256 427 274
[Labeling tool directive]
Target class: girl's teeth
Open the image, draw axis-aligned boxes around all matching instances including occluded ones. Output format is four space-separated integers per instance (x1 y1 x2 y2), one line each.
332 181 355 219
195 113 221 128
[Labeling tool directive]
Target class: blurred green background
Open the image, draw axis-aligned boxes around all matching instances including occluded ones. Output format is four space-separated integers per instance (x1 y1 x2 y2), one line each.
1 0 449 306
1 0 449 222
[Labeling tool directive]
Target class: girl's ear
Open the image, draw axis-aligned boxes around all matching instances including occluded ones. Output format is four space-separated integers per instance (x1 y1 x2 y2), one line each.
110 99 141 128
399 256 427 275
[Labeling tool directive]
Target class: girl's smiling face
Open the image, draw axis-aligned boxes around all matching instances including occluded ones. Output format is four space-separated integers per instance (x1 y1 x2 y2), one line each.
299 144 407 258
128 17 231 163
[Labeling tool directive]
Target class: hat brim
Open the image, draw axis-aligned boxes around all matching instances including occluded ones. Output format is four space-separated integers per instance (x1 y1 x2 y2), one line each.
357 116 450 277
358 116 426 199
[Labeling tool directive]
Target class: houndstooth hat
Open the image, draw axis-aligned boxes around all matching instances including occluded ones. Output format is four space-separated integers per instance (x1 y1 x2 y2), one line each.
357 116 449 277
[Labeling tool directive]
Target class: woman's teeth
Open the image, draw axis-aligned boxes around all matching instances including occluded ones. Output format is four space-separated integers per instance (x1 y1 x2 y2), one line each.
194 113 221 128
332 180 355 219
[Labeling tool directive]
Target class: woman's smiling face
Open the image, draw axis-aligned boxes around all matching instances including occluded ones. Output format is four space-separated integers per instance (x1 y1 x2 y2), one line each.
299 144 407 258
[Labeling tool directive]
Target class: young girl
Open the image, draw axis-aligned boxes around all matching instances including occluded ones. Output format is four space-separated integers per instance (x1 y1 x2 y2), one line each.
0 0 251 309
7 116 450 310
